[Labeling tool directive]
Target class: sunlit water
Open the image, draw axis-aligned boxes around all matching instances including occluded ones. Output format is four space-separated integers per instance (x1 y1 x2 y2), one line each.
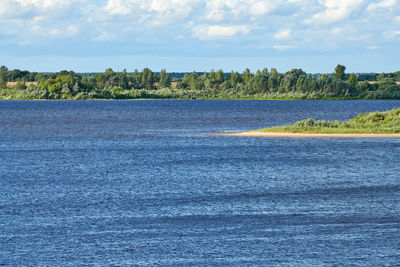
1 100 400 266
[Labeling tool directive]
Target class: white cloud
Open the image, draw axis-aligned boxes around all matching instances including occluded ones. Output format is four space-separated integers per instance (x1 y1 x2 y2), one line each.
103 0 133 15
205 0 238 11
95 31 117 42
383 30 400 38
205 10 226 22
102 0 200 25
273 44 295 50
204 0 243 22
14 0 72 9
367 0 397 10
0 0 399 61
0 0 85 21
0 0 24 19
274 29 291 40
29 24 80 38
330 27 344 34
31 25 60 36
67 25 79 35
248 1 276 16
305 0 365 25
204 0 279 23
366 45 380 49
193 24 250 40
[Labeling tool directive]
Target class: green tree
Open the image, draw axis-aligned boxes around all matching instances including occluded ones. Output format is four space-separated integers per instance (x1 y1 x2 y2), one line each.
103 68 118 89
207 69 217 89
252 70 265 94
0 66 8 88
229 71 240 88
268 68 280 92
158 69 171 89
320 74 328 80
40 75 77 95
378 78 398 92
216 69 224 85
348 73 358 87
334 64 346 80
131 69 140 88
199 72 207 81
141 68 155 90
177 73 190 89
117 69 129 89
188 71 203 90
72 82 80 93
242 68 252 85
394 71 400 81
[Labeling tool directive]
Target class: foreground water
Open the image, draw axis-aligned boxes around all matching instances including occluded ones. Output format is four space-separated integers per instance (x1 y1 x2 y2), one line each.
1 100 400 266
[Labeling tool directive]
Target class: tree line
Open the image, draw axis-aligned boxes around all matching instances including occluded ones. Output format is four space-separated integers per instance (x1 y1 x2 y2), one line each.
1 65 400 100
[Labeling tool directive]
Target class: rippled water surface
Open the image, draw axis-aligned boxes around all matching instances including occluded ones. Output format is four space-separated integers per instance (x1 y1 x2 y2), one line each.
1 100 400 266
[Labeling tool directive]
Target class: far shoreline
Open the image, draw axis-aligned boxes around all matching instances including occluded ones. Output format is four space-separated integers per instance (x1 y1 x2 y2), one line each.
218 132 400 138
2 98 400 101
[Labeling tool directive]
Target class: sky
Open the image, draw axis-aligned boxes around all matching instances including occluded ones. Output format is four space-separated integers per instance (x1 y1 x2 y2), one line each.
0 0 399 73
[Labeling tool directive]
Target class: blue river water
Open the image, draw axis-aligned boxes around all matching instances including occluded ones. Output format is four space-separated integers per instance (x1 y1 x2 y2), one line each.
1 100 400 266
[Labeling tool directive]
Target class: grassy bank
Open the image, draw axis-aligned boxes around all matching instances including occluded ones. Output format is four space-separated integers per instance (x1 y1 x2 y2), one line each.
254 108 400 134
0 89 377 101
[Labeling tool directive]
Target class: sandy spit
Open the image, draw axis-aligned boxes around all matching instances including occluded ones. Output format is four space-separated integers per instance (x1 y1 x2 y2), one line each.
218 132 400 138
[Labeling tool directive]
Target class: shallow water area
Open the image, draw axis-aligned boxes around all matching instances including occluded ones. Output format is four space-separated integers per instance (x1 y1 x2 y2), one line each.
1 100 400 266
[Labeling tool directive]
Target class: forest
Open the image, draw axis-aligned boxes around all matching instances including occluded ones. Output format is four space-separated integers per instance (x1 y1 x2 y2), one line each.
1 65 400 100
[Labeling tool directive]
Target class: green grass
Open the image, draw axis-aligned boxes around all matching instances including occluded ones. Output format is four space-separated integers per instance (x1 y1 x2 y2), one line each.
0 87 385 101
254 108 400 134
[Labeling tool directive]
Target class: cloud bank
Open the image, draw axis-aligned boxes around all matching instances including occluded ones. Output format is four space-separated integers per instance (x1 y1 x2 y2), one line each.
0 0 399 71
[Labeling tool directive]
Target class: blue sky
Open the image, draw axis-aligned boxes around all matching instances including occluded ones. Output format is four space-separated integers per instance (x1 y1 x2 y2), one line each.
0 0 399 73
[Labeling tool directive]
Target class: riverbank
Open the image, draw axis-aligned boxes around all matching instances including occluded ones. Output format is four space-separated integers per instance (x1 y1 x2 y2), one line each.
222 108 400 138
224 132 400 138
0 96 359 101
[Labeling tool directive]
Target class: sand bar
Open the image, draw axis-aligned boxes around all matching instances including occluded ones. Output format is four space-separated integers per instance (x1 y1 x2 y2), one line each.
221 132 400 138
